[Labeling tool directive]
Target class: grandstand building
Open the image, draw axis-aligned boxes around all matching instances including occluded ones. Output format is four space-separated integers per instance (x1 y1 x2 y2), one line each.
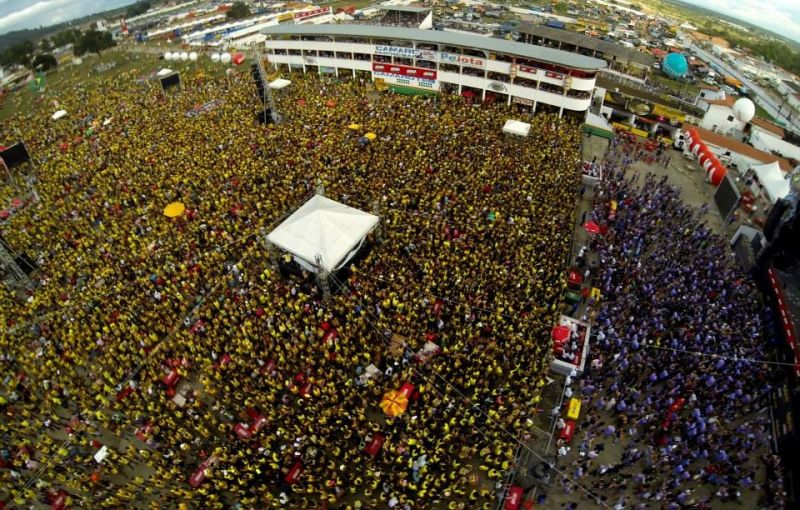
260 24 607 117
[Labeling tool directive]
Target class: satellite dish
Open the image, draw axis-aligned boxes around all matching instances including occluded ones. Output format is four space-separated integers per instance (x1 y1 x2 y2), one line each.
164 53 173 61
221 52 232 64
733 97 755 123
180 52 189 61
211 53 221 62
171 52 181 60
189 52 198 61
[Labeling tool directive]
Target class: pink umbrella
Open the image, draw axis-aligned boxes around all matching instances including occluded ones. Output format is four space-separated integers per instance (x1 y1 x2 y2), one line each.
0 210 10 219
11 198 23 208
583 221 601 234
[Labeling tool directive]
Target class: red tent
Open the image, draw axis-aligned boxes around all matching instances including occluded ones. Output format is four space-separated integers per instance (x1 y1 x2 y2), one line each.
284 461 304 484
583 221 601 234
364 432 385 457
234 423 253 439
567 269 583 288
188 468 206 488
552 325 570 343
559 419 576 442
504 485 524 510
250 414 267 433
398 381 415 398
49 491 68 510
161 369 180 387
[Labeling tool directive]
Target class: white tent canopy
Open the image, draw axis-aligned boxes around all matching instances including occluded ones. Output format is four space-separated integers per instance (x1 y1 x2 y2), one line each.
752 161 790 204
268 78 291 90
586 111 613 132
502 119 531 137
157 68 174 77
51 109 67 120
267 195 378 272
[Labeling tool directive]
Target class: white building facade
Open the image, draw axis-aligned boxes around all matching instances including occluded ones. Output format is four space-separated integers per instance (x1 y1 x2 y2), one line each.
260 24 607 116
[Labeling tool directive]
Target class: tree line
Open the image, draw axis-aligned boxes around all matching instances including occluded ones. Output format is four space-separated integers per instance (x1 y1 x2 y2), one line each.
701 21 800 77
0 29 115 72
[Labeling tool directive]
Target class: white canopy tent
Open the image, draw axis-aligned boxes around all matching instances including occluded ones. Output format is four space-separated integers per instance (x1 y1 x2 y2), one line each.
266 195 379 273
752 161 790 204
586 112 613 132
502 119 531 137
51 110 67 120
268 78 291 90
157 68 174 77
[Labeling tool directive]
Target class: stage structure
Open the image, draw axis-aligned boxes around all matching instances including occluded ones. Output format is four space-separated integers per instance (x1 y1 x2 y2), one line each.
502 119 531 138
266 195 379 299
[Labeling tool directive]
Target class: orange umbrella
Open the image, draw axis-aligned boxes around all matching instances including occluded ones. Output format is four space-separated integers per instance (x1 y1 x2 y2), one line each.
380 390 409 417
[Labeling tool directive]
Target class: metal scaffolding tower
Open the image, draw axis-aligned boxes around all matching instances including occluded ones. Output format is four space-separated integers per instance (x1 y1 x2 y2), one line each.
315 254 332 302
251 44 280 124
0 235 31 288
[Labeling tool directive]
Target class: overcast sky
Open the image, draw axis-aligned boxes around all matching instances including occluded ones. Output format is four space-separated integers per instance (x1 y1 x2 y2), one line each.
0 0 799 43
0 0 134 34
680 0 800 43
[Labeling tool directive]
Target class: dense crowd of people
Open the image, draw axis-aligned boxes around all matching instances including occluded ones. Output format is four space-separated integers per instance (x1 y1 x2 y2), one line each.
556 141 785 509
0 61 584 509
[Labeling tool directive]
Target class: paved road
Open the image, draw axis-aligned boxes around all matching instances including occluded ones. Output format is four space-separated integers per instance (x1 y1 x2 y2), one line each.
688 44 800 133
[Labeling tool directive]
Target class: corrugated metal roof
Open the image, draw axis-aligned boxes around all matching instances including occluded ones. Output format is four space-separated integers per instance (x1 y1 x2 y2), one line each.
260 24 608 70
515 23 654 67
379 5 430 13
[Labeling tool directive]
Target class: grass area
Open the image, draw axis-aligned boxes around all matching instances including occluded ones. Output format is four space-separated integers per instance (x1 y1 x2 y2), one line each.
324 0 374 9
753 102 776 123
648 73 701 98
0 47 229 122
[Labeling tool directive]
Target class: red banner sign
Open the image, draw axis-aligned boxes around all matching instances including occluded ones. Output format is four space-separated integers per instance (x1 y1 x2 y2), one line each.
294 7 329 20
372 63 437 80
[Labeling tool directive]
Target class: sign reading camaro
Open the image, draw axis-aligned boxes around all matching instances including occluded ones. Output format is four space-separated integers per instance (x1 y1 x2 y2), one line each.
375 45 420 59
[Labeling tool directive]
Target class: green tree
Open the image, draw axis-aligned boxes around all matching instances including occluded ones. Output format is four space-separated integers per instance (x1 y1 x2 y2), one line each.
52 29 82 48
0 40 35 70
126 1 151 18
39 37 53 51
32 53 58 71
74 30 115 56
226 2 252 20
